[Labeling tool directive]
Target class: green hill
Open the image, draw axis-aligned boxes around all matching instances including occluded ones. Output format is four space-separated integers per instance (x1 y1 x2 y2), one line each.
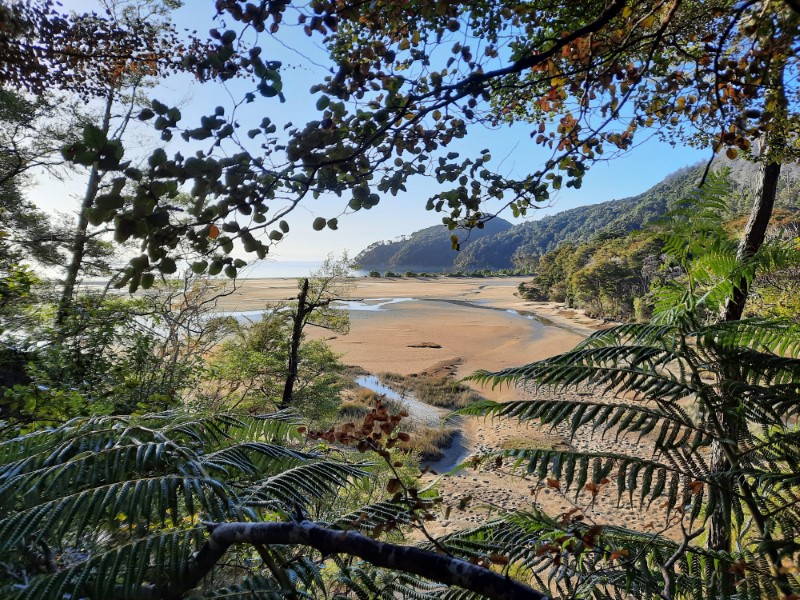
354 217 513 272
454 165 703 271
355 161 800 273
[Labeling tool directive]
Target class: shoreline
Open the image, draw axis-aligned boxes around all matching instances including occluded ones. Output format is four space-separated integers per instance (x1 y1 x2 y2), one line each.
216 276 610 336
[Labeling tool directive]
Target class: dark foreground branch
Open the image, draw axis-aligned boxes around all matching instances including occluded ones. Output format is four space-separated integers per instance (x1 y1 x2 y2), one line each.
162 521 548 600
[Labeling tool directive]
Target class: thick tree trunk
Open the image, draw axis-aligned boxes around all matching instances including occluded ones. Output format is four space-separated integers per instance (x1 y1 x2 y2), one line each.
55 89 114 328
721 160 781 322
280 277 309 409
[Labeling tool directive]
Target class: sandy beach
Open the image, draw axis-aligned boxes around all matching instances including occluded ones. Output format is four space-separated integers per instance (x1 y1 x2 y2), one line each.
218 276 670 537
217 276 600 395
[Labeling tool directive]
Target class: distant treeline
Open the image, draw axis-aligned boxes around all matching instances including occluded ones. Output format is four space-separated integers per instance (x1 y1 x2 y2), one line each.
356 159 800 277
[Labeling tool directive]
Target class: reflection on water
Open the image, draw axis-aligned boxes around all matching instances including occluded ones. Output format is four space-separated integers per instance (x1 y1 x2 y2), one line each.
333 298 415 311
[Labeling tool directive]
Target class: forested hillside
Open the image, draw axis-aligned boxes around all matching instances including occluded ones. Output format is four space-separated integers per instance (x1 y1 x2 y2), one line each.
517 171 800 322
456 165 704 270
354 217 512 271
358 160 800 272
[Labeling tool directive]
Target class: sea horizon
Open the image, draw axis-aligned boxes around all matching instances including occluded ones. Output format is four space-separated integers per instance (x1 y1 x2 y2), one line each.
239 259 370 279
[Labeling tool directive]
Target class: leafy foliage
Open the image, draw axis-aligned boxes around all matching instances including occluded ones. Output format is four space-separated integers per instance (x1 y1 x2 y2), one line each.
0 410 369 598
0 0 187 99
460 175 800 597
465 316 800 598
205 310 344 424
1 277 237 429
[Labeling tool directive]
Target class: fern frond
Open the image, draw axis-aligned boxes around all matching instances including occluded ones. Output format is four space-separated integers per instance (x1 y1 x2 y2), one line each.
0 475 237 551
701 318 800 357
469 346 698 404
331 498 437 534
243 461 368 510
202 442 318 478
200 574 294 598
455 397 710 447
484 446 704 516
11 527 205 600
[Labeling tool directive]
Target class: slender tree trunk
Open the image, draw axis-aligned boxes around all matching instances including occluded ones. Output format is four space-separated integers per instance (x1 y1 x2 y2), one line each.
721 161 781 322
280 277 309 409
55 89 114 328
707 150 782 563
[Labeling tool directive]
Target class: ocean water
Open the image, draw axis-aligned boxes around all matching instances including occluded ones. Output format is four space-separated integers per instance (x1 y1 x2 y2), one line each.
238 260 368 279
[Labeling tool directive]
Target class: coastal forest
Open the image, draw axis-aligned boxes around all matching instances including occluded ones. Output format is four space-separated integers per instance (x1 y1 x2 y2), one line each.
2 1 800 599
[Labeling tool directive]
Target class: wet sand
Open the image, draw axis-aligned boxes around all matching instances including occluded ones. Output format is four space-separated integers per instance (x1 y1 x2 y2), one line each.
216 276 597 397
218 277 671 538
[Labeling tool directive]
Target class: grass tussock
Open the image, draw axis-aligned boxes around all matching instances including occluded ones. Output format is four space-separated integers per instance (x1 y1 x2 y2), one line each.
336 387 405 424
337 382 459 460
403 425 458 461
378 372 483 409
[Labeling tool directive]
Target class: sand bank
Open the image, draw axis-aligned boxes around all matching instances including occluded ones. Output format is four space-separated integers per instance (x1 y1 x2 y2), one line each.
216 276 602 396
219 276 672 539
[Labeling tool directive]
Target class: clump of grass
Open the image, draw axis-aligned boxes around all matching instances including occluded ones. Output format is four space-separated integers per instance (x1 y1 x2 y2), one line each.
336 386 404 422
337 400 371 420
379 372 484 409
336 381 459 461
401 426 459 461
352 387 380 404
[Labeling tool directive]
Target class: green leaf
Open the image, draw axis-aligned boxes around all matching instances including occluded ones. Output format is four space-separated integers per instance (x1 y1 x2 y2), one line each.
83 123 107 148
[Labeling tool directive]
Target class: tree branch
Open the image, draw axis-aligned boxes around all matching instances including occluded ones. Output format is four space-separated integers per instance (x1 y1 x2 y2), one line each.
162 521 548 600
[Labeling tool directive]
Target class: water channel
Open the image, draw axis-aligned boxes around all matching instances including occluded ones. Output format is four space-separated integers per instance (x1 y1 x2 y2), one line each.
354 375 471 473
219 296 568 472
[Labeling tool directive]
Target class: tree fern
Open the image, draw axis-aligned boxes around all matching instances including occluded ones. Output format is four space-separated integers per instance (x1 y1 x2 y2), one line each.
463 315 800 597
0 409 545 599
0 411 374 599
447 170 800 598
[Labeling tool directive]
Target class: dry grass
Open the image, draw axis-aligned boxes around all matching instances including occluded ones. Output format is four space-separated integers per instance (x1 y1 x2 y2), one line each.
337 400 371 420
336 382 459 460
401 425 459 461
378 372 484 409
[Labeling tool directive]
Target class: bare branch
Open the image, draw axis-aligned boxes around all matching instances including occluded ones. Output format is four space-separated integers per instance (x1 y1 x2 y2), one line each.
162 521 548 600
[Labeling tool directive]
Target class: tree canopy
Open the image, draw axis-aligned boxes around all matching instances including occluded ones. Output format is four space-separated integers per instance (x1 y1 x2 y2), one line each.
6 0 789 287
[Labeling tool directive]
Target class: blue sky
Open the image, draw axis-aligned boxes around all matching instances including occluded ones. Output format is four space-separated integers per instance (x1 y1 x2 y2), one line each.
34 1 710 263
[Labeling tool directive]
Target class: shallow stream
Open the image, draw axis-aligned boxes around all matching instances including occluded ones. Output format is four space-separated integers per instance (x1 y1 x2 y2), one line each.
354 375 470 473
